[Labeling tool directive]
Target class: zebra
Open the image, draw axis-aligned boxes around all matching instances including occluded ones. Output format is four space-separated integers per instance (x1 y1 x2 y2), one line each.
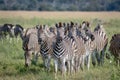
0 23 13 39
109 34 120 66
8 24 24 43
68 22 95 71
82 21 108 66
22 28 40 67
52 22 77 76
9 24 24 38
37 25 56 71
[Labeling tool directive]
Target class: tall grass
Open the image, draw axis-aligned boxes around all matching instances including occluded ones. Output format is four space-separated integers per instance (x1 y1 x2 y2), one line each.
0 11 120 80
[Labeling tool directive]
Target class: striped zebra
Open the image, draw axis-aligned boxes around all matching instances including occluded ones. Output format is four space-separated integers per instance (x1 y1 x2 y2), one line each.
82 22 108 66
22 28 40 67
109 34 120 66
68 22 95 70
37 25 56 71
52 22 77 76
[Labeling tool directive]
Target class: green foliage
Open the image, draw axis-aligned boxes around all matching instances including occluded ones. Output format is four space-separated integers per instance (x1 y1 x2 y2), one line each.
0 0 120 11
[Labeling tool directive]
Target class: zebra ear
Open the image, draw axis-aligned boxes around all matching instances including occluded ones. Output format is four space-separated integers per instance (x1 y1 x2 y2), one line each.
63 23 66 26
55 23 58 28
70 21 74 27
39 25 44 33
39 25 42 30
82 21 86 24
86 21 90 27
35 25 40 29
64 24 68 35
59 22 62 28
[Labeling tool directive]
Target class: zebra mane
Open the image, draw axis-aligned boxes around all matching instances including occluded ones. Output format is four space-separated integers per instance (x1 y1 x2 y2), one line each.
94 24 107 39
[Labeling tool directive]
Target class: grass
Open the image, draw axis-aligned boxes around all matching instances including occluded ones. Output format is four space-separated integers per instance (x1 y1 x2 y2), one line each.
0 11 120 80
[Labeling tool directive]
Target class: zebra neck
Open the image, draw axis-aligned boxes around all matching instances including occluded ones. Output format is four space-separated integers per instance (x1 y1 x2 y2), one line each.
41 41 49 52
53 38 65 58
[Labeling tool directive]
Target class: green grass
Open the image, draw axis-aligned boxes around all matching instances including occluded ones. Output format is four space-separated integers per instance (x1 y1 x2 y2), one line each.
0 15 120 80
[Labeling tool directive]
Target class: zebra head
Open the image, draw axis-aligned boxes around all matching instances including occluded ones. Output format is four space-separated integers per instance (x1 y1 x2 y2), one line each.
81 21 95 41
85 28 95 41
55 22 65 41
38 25 46 44
24 51 32 67
1 24 13 37
94 24 105 32
67 22 77 38
38 25 56 44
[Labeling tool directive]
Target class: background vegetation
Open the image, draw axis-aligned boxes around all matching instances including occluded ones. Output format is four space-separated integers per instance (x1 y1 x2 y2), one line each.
0 11 120 80
0 0 120 11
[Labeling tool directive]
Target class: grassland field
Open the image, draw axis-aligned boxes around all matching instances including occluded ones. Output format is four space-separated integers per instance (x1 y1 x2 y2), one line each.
0 11 120 80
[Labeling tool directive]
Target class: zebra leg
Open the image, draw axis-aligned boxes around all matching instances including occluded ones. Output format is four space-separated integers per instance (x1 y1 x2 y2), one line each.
46 54 51 71
61 59 66 78
95 52 101 66
92 52 96 67
80 56 85 71
66 60 70 74
41 56 47 68
70 57 75 74
32 52 39 65
87 54 91 70
74 56 77 72
100 50 105 66
54 58 58 79
85 55 88 66
75 56 79 72
54 59 58 73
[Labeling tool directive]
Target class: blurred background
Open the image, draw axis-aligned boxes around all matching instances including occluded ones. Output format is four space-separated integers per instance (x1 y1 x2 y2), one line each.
0 0 119 11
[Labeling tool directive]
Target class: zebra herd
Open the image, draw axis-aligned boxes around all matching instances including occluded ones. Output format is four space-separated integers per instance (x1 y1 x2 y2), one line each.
0 23 23 39
21 21 110 75
0 21 119 76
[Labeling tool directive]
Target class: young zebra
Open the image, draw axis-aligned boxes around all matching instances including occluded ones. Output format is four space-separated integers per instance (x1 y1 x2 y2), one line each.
37 25 56 71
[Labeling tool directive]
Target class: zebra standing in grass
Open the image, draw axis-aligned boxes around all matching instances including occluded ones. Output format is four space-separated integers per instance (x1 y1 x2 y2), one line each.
65 22 85 71
0 24 13 39
109 34 120 66
68 22 95 71
9 24 24 43
22 28 40 67
52 22 78 76
37 25 56 71
82 21 108 66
